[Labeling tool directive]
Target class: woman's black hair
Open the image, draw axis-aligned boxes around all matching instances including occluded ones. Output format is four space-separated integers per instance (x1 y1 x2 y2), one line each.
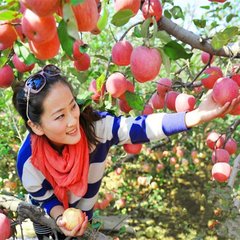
12 72 101 148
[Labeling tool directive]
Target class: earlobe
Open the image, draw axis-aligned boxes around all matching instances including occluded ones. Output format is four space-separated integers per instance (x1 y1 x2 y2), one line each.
27 120 44 136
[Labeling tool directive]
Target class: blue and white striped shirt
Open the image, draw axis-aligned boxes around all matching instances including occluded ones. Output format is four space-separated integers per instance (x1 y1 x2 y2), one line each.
17 111 189 234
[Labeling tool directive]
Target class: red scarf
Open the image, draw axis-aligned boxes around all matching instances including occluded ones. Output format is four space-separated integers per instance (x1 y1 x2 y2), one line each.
31 127 89 209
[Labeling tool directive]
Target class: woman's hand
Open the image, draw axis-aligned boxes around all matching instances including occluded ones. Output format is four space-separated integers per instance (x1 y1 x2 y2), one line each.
56 213 88 237
185 90 240 128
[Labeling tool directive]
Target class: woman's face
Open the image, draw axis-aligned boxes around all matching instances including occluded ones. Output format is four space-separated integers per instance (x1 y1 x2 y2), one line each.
39 82 81 148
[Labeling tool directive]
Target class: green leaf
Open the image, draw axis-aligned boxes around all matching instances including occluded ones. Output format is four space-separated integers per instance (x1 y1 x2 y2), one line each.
211 26 239 50
193 19 206 28
0 57 8 68
170 6 184 19
133 26 142 38
94 54 109 62
96 73 106 92
63 3 79 40
158 48 171 76
156 31 172 44
57 20 75 57
111 9 134 27
200 5 210 10
163 41 193 60
141 18 151 38
125 92 144 111
226 14 237 23
70 0 84 5
97 0 109 31
164 9 172 19
0 10 21 21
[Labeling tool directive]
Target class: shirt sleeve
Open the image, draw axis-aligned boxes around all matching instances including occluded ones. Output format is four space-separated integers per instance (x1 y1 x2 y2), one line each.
94 111 190 145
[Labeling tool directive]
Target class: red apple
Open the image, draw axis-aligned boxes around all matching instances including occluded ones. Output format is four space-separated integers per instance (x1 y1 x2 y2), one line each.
142 104 154 115
0 21 17 50
206 131 224 150
148 92 165 110
209 0 226 2
201 66 223 89
106 72 128 98
156 78 172 96
212 149 230 164
118 80 135 101
175 93 196 112
165 91 180 111
142 0 163 22
130 46 162 83
212 77 239 106
112 40 133 66
74 53 91 71
73 40 84 60
201 51 214 64
118 99 132 113
114 0 141 15
0 65 14 88
123 143 142 154
12 54 35 73
156 163 164 172
224 138 237 155
0 213 11 240
212 162 231 183
62 208 85 231
89 79 105 102
231 64 240 86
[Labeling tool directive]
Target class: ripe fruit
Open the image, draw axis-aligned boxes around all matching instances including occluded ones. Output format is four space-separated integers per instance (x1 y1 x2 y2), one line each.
20 0 60 17
106 72 128 98
0 65 14 88
211 149 230 164
206 132 224 150
73 40 84 60
123 143 142 154
224 138 237 155
29 32 60 60
165 91 180 111
148 92 165 110
201 51 214 64
74 53 91 71
22 9 57 44
142 0 163 22
142 104 154 115
89 79 105 102
156 163 164 172
130 46 162 83
156 78 172 96
118 99 132 113
0 21 17 50
0 213 11 240
12 54 35 73
118 80 135 101
212 162 231 183
209 0 226 2
231 64 240 86
112 40 133 66
114 0 141 15
212 77 239 106
62 208 85 231
71 0 98 32
201 66 223 89
175 93 196 112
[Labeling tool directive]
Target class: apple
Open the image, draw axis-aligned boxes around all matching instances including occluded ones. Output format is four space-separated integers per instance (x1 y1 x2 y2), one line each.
114 0 141 15
12 54 35 73
212 148 230 164
115 198 126 209
130 46 162 83
89 79 105 102
212 162 231 183
232 74 240 87
165 91 180 111
201 66 223 89
209 0 226 2
0 213 11 240
118 99 132 113
231 64 240 86
201 51 214 64
156 78 172 96
170 157 177 165
29 32 60 60
0 21 17 50
22 9 57 44
118 80 135 101
148 92 165 110
123 143 142 154
230 103 240 115
112 40 133 66
156 163 164 172
206 131 224 150
175 93 196 112
142 104 154 115
106 72 128 98
0 65 14 88
73 40 85 60
142 0 163 22
74 53 91 71
224 138 237 155
20 0 60 17
62 208 85 231
212 77 239 106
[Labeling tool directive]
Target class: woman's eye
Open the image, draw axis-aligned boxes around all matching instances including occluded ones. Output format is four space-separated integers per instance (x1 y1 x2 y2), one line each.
55 114 64 120
72 103 77 110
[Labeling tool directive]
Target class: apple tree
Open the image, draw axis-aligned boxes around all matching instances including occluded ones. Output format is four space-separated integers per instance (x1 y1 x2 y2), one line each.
0 0 240 238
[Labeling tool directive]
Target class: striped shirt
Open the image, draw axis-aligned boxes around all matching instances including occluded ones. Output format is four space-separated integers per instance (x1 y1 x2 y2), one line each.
17 111 189 234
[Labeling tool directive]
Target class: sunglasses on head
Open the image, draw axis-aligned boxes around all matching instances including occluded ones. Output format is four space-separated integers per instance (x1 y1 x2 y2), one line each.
24 64 61 120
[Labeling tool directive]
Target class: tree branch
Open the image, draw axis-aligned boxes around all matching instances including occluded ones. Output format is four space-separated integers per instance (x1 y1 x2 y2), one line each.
158 16 240 58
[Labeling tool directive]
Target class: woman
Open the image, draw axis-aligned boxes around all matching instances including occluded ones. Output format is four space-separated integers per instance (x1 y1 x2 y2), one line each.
12 65 239 239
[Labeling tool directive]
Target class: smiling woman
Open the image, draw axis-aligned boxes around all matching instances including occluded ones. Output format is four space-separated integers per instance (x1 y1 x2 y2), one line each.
12 64 240 239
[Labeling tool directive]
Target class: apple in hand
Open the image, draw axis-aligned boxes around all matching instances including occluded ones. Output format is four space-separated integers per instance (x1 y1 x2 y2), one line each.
62 208 85 231
0 213 12 240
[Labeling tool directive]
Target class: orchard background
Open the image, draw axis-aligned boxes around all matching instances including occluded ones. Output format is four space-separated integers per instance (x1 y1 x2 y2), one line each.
0 0 240 239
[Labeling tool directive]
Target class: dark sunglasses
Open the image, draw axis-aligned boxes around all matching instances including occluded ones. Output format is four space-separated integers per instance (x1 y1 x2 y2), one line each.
24 64 61 120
